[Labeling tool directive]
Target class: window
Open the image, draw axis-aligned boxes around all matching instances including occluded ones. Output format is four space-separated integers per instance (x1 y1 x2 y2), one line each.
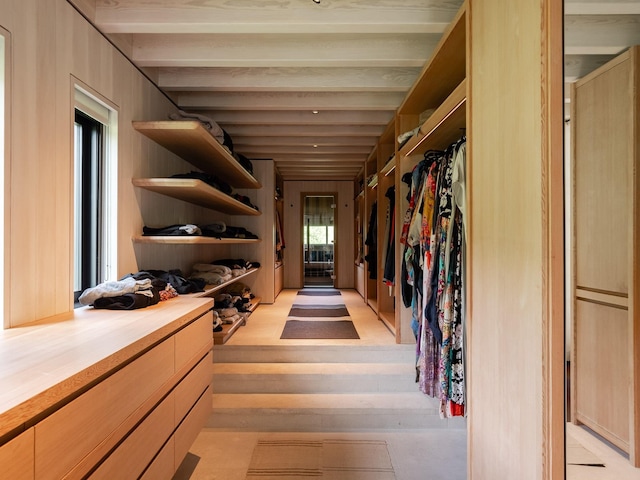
73 85 117 305
304 225 334 245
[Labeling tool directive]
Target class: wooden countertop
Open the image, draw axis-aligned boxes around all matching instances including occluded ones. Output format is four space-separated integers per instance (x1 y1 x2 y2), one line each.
0 296 213 440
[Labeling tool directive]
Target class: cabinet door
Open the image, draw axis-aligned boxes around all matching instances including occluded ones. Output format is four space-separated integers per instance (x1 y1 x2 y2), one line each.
174 385 212 468
175 311 213 371
35 339 174 480
0 428 34 479
89 394 175 479
175 350 212 425
140 438 175 480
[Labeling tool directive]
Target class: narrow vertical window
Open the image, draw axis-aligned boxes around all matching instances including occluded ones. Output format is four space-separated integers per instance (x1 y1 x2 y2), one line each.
73 110 104 302
73 86 117 306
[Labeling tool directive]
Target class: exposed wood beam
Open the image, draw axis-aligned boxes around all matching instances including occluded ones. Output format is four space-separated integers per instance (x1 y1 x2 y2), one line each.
279 174 357 181
565 2 640 15
564 54 616 81
235 145 372 155
131 33 438 68
233 137 377 147
175 91 405 110
565 15 640 51
207 110 393 126
224 124 384 137
95 0 457 34
268 154 366 163
157 67 421 92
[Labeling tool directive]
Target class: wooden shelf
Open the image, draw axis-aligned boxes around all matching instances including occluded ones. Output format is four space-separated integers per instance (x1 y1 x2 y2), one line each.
213 316 243 345
213 296 261 345
190 267 260 299
379 310 396 333
133 121 261 189
132 178 261 216
132 236 261 245
398 80 466 158
367 174 379 189
246 296 261 314
380 156 396 177
398 3 466 116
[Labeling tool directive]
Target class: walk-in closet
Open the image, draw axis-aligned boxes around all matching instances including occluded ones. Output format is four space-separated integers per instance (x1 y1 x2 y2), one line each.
3 0 638 478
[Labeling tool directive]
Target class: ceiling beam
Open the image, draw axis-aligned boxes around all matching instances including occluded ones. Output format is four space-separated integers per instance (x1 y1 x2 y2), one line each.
131 33 438 68
236 145 372 155
268 154 366 163
175 91 405 110
95 0 458 34
565 14 640 52
233 136 377 147
224 124 384 137
564 2 640 15
564 54 615 82
156 67 421 92
207 110 393 126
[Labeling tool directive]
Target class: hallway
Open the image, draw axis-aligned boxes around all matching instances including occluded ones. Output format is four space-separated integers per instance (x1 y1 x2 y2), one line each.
173 289 467 480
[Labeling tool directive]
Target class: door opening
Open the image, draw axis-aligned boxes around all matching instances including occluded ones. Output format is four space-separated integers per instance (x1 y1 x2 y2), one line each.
303 194 336 287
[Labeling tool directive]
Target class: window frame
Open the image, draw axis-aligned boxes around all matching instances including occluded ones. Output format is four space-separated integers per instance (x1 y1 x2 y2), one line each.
72 81 118 307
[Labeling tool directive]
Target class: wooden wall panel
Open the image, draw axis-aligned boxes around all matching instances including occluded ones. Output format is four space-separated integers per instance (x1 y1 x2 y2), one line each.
468 0 564 478
227 159 276 303
572 47 640 465
0 0 217 326
575 300 629 450
282 180 354 289
574 56 631 294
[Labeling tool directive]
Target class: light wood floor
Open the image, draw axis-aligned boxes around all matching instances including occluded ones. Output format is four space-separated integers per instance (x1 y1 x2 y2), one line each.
227 288 397 346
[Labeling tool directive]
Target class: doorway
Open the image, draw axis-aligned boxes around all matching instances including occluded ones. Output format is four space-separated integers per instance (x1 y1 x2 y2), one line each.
302 194 337 288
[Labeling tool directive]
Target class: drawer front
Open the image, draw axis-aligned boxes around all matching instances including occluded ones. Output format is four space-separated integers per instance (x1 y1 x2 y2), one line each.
175 311 213 372
0 428 34 479
174 350 212 425
35 339 174 480
174 385 212 467
140 437 175 480
89 394 175 479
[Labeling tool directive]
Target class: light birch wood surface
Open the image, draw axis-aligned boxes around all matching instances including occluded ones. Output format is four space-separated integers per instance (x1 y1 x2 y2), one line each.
0 296 212 440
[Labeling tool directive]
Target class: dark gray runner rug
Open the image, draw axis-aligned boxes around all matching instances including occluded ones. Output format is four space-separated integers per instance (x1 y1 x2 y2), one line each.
297 289 341 296
280 320 360 339
288 305 349 317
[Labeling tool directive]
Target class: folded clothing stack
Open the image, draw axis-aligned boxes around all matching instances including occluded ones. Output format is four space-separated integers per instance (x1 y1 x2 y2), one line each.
189 264 233 286
142 222 258 240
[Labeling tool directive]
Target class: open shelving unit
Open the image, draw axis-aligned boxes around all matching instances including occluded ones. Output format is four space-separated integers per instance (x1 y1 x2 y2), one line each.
133 120 265 343
394 2 467 343
376 119 397 334
354 1 467 344
133 121 261 188
131 178 261 215
132 236 261 245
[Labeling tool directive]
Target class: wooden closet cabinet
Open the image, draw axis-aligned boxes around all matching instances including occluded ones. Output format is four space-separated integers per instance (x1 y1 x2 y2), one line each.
0 297 214 480
571 45 640 465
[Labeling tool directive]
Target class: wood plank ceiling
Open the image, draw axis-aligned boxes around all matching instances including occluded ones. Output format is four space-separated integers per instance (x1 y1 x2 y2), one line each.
78 0 640 181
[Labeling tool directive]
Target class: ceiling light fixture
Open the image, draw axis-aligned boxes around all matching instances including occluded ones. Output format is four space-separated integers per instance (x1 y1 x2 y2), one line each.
312 0 321 4
312 110 319 114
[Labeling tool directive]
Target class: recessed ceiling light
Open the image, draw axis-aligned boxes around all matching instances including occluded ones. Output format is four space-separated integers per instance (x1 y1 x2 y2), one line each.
313 144 318 148
312 0 321 4
312 110 319 114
